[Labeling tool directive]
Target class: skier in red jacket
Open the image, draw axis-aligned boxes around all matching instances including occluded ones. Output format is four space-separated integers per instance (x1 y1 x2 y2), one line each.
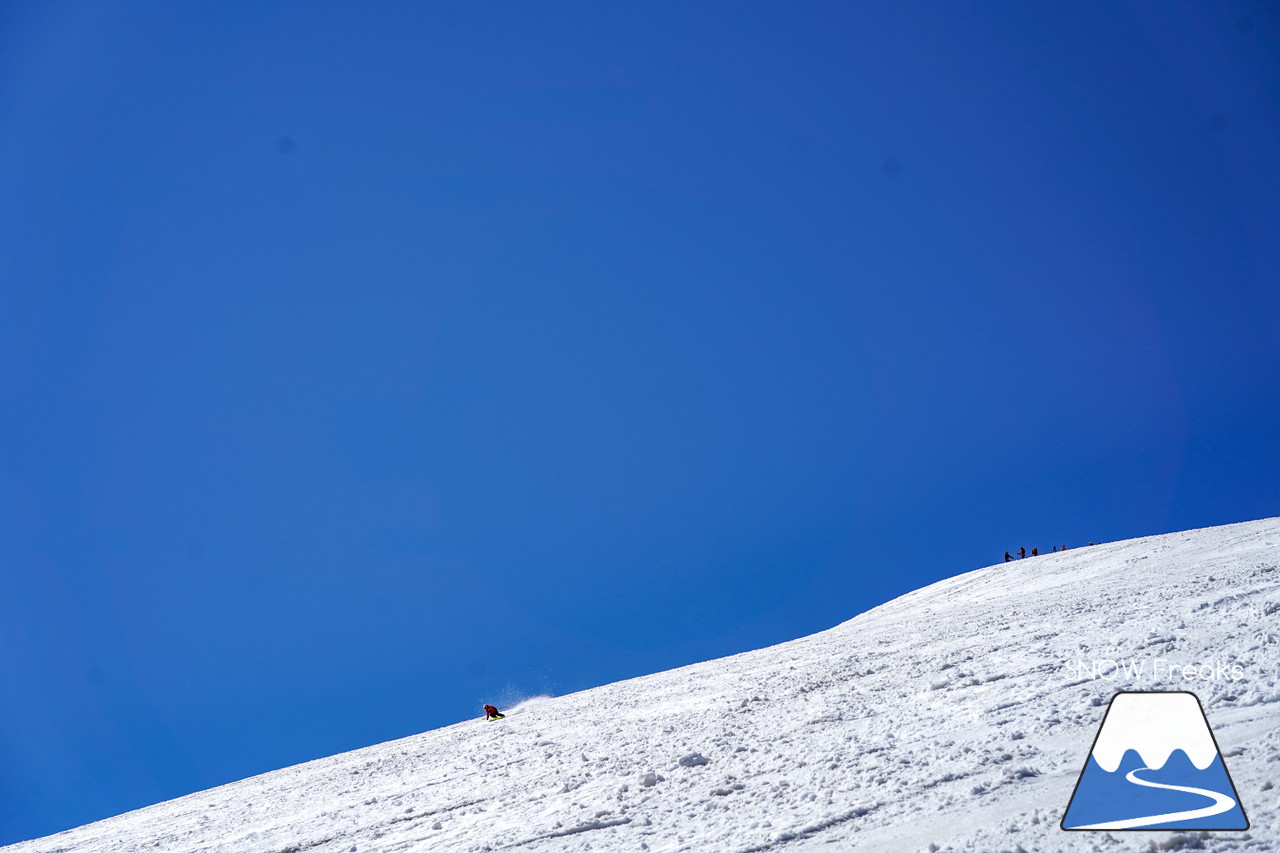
483 704 505 721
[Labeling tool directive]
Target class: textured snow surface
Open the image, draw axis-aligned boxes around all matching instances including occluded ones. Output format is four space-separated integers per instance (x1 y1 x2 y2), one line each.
7 518 1279 853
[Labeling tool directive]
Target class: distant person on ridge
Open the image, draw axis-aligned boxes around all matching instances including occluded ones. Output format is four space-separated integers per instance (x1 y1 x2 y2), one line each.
1004 551 1012 562
483 704 505 721
1031 547 1039 557
1018 547 1026 559
1052 546 1058 553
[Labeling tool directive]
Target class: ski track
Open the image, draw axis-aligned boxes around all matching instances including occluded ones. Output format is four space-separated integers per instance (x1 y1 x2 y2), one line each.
1073 767 1237 830
5 518 1279 853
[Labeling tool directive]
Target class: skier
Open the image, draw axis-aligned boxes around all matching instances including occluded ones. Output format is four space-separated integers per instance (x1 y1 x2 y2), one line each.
1018 547 1026 559
1052 546 1058 553
1031 547 1039 557
483 704 505 721
1004 551 1012 562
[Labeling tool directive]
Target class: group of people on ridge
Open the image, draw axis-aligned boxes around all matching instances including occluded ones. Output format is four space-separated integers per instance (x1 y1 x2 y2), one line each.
1003 545 1067 562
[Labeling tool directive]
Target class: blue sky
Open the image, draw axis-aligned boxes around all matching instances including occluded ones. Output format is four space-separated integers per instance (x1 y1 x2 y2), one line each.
2 1 1278 843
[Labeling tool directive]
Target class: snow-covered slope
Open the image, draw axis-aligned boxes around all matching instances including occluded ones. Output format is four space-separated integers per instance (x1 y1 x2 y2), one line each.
8 519 1279 853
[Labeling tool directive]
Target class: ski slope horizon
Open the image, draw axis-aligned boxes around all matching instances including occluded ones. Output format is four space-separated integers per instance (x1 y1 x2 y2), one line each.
6 517 1278 852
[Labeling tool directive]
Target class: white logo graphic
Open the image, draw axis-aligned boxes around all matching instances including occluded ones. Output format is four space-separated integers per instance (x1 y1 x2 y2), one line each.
1061 692 1248 831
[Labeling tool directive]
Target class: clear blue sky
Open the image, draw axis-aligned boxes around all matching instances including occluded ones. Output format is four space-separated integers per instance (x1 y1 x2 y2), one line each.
2 1 1277 843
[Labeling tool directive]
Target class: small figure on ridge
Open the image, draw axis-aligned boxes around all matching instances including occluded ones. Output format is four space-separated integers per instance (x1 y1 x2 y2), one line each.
483 704 505 721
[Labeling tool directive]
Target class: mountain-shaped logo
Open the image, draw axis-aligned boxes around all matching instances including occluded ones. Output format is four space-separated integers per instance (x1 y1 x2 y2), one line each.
1062 691 1248 831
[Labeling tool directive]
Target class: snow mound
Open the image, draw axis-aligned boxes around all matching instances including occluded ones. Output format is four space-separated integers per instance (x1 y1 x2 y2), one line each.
6 518 1279 853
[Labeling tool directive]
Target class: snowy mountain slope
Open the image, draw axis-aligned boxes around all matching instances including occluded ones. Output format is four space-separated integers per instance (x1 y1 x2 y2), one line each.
7 518 1279 853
